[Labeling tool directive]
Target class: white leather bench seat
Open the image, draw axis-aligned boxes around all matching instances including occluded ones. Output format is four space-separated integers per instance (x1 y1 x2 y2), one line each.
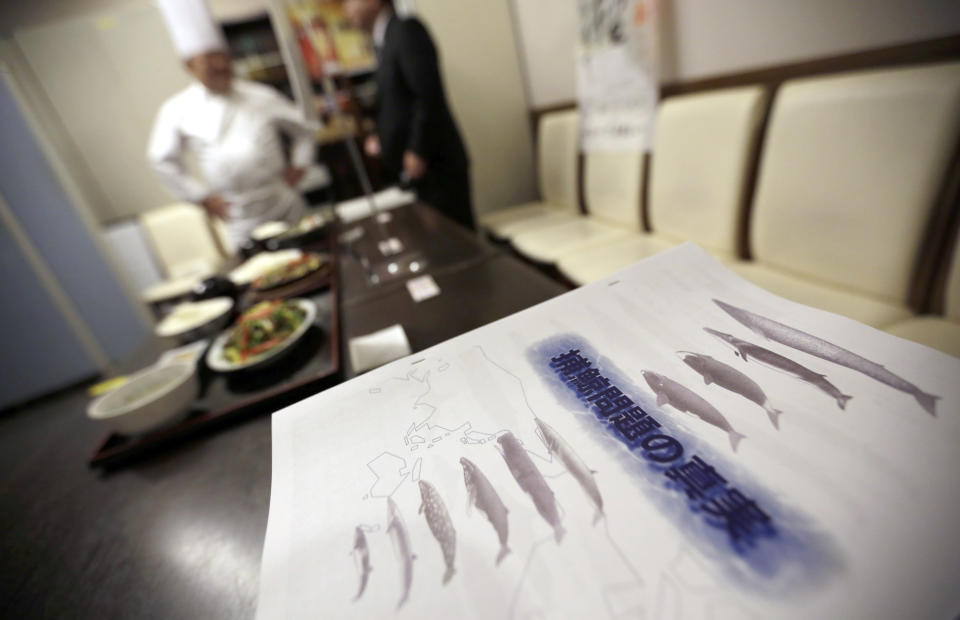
511 150 644 264
481 202 555 232
883 235 960 358
884 318 960 358
733 262 913 327
555 86 767 282
511 218 633 265
481 109 580 239
741 62 960 327
557 234 681 284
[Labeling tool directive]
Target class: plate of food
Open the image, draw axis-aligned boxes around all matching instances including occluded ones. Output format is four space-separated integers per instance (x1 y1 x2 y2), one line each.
206 298 317 372
228 249 303 286
251 220 291 242
267 212 334 248
154 297 234 343
251 252 331 292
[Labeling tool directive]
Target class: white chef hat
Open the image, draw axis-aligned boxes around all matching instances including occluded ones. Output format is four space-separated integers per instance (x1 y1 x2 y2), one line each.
156 0 227 60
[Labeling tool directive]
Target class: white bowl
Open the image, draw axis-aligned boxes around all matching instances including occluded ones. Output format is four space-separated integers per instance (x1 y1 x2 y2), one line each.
155 297 234 344
206 298 317 373
87 363 199 435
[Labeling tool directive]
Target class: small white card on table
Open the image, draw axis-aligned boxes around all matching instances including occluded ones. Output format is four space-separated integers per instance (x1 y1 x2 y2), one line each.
406 275 441 302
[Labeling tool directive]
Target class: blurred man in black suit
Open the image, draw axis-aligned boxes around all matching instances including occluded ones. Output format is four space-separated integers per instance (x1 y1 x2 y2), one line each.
345 0 475 230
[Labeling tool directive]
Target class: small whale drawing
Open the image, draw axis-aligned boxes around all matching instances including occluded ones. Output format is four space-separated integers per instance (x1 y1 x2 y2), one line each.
386 497 415 609
350 526 372 601
705 327 852 411
498 432 566 543
460 457 511 565
678 351 782 429
641 370 746 452
534 417 604 524
418 480 457 585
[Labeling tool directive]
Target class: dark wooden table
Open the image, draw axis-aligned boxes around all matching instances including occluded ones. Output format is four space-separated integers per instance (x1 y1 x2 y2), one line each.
341 254 569 376
337 201 498 305
338 202 568 376
0 202 569 618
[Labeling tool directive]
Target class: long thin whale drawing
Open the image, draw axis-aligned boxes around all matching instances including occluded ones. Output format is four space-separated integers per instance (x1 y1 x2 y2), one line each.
460 458 511 565
386 497 415 609
705 328 852 411
351 526 373 601
678 351 783 429
714 299 939 416
534 417 605 524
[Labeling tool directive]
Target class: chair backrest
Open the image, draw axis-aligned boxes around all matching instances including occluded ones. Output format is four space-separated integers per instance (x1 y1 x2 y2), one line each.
140 203 225 279
647 85 768 255
210 217 236 258
537 109 580 212
583 151 644 229
751 61 960 304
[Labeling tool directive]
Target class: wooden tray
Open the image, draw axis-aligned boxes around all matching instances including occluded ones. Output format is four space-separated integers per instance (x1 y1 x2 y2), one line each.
89 236 342 469
245 263 333 304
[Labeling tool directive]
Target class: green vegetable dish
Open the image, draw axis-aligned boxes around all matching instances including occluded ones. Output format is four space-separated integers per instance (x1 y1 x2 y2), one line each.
223 300 307 363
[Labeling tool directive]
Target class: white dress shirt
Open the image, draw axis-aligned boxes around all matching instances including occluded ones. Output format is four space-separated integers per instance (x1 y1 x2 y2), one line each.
372 6 394 50
147 79 319 245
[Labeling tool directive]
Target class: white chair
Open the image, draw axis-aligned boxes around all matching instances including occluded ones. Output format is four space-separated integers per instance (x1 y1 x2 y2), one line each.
732 62 960 327
481 109 580 239
885 237 960 358
510 151 643 264
139 203 226 282
558 86 768 285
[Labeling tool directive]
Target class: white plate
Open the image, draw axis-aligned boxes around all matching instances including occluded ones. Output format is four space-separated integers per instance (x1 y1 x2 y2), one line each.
155 297 234 339
141 273 210 304
228 249 303 285
335 186 415 223
205 299 317 373
251 220 290 241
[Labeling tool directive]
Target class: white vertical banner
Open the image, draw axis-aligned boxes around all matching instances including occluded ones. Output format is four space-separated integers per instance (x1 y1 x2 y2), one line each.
576 0 658 152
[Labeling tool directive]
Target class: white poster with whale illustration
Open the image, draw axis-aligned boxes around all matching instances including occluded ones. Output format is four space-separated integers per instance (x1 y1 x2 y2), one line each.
257 244 960 619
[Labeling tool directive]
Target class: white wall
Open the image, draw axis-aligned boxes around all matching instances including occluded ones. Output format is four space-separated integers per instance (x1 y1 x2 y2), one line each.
0 0 268 33
8 1 276 225
513 0 960 107
511 0 578 108
416 0 538 216
15 5 192 222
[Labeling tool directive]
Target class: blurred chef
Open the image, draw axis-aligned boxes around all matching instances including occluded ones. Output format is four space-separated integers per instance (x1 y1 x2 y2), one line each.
147 0 319 246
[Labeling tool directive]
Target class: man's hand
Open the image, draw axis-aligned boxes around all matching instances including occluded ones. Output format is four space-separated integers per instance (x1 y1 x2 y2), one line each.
364 134 381 157
201 194 230 219
403 150 427 180
283 166 306 188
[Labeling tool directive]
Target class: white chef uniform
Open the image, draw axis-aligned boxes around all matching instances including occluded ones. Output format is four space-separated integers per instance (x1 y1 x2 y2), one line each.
148 80 318 246
148 0 319 246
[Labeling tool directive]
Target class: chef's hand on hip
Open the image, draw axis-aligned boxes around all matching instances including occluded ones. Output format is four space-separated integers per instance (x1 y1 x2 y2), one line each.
364 134 381 157
201 195 230 219
403 150 427 180
284 166 306 188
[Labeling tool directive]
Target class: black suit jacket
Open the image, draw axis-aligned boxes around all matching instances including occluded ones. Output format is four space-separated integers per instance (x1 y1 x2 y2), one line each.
374 16 469 180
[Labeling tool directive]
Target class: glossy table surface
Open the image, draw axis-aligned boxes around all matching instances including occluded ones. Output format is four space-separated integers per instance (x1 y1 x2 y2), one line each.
0 203 569 618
